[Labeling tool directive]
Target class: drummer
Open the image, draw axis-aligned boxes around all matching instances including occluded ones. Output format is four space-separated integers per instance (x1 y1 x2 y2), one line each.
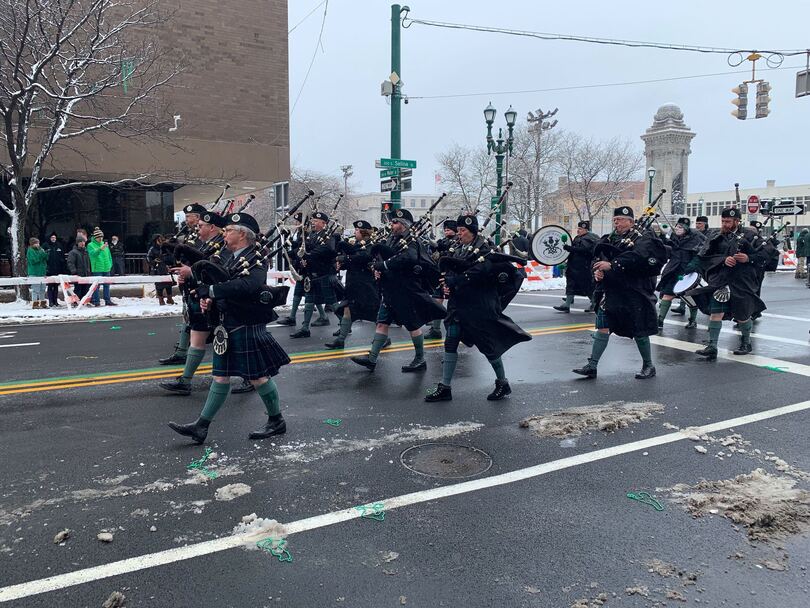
656 217 706 330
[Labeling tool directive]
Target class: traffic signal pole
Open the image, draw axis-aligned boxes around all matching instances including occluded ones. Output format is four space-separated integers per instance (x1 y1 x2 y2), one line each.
390 4 402 209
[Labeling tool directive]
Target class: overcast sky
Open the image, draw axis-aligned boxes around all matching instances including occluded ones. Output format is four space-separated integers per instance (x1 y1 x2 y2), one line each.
288 0 809 196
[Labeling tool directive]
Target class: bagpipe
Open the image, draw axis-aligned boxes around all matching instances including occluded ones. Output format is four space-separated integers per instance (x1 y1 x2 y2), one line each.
370 193 448 261
592 190 666 262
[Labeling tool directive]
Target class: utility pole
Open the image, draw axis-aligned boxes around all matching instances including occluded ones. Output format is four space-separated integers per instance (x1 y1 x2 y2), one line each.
526 108 558 231
340 164 353 196
390 4 408 210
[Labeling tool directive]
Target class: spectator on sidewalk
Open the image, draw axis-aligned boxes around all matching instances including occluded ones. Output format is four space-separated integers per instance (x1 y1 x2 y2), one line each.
26 237 49 309
87 227 116 307
147 234 176 305
67 236 91 305
110 235 126 276
795 228 809 280
44 232 68 307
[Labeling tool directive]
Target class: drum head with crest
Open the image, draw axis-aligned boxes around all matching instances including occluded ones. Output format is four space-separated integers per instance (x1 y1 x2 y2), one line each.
530 225 572 266
673 272 702 295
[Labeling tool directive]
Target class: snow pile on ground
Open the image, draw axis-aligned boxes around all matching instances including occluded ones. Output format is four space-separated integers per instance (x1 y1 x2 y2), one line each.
0 296 181 324
232 513 286 548
665 468 810 542
521 276 566 291
519 401 664 438
214 483 252 502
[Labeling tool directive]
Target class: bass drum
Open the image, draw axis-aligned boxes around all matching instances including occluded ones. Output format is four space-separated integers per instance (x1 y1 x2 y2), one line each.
673 271 705 307
530 225 572 266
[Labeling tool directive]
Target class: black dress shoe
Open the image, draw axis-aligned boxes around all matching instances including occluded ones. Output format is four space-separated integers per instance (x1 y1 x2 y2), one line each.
382 338 392 349
553 305 570 313
276 317 296 326
324 339 345 349
350 355 376 371
657 318 664 329
401 359 427 373
425 383 452 402
231 379 255 394
159 353 186 365
311 317 330 327
685 320 698 329
290 329 311 338
167 418 209 444
487 379 512 400
248 415 286 440
424 329 443 340
732 341 752 355
159 377 192 395
635 365 656 379
572 362 598 378
695 345 718 360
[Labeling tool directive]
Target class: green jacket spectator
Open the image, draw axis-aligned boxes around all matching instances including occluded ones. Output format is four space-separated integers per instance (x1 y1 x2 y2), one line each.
87 235 113 273
26 240 49 276
795 228 810 258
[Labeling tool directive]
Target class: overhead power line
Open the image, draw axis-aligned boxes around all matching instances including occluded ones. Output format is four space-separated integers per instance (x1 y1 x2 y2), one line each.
402 16 809 58
289 0 327 35
407 64 803 101
291 0 329 116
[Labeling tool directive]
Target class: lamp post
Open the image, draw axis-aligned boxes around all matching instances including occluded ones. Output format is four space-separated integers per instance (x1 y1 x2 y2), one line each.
484 102 517 245
647 167 656 206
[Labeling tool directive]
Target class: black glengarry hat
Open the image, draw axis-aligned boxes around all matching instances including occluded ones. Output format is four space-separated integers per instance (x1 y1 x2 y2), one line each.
389 208 414 226
183 203 207 215
677 217 691 227
721 208 741 219
353 220 372 230
457 214 479 233
227 212 261 234
614 206 634 218
443 219 458 231
696 215 709 223
311 211 329 222
750 220 763 230
577 220 590 230
201 212 228 228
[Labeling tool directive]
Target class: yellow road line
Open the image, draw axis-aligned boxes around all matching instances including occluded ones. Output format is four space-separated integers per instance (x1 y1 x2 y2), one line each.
0 325 592 396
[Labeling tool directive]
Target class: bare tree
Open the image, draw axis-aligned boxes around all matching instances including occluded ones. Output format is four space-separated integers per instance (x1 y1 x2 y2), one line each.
289 166 359 232
436 143 495 213
0 0 182 281
506 124 562 230
555 134 644 224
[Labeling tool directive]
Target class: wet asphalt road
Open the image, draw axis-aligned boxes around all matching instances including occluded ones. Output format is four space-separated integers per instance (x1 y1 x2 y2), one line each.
0 272 809 608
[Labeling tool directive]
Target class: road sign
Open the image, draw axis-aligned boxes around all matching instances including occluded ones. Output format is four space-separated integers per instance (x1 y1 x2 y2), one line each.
377 158 417 169
769 201 805 216
380 168 399 178
399 168 413 178
747 195 760 214
400 178 412 192
380 178 398 192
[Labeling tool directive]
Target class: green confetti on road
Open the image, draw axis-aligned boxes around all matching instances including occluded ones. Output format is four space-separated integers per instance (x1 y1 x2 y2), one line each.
762 365 788 373
186 447 218 479
110 326 122 330
147 332 156 336
256 538 293 563
626 491 664 511
323 418 342 427
355 502 385 521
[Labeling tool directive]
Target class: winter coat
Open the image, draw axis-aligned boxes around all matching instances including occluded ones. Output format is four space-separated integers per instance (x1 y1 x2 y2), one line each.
563 231 599 296
45 241 68 275
26 246 49 277
335 239 380 322
656 229 707 295
147 244 175 276
67 245 91 276
593 231 667 338
87 239 113 273
442 235 531 358
110 241 126 259
796 229 810 258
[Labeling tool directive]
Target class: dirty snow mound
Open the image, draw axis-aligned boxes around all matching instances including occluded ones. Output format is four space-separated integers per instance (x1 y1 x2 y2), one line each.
666 468 810 542
520 401 664 437
214 483 251 502
232 513 286 548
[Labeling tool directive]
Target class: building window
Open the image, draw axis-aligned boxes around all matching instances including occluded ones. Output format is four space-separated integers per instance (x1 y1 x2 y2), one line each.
421 199 426 208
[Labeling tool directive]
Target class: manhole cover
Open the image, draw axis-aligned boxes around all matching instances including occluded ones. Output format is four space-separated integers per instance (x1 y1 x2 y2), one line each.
400 443 493 479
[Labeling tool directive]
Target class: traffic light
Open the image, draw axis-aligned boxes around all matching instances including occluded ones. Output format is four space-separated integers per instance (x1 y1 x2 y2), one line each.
731 83 748 120
381 202 391 223
755 81 771 118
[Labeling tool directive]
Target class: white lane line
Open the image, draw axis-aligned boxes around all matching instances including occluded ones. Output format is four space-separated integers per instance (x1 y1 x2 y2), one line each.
760 312 810 322
0 342 40 349
0 331 17 339
4 398 810 602
650 335 810 376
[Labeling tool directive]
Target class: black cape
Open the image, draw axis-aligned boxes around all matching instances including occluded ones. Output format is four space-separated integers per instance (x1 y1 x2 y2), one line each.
656 229 706 295
689 229 767 321
334 239 380 322
594 231 667 338
564 231 599 296
442 236 531 358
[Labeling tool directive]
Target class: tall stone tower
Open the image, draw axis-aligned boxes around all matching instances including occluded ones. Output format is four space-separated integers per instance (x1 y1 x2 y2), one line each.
640 104 696 216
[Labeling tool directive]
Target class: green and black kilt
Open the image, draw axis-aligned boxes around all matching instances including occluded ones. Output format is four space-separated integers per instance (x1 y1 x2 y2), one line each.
303 274 337 305
293 279 305 297
212 324 291 380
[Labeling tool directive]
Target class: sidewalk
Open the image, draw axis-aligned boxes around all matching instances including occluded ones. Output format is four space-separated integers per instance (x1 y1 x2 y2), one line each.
0 297 182 325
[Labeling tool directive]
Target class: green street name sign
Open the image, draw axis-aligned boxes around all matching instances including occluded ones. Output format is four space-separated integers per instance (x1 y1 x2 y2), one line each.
379 158 417 169
380 168 400 178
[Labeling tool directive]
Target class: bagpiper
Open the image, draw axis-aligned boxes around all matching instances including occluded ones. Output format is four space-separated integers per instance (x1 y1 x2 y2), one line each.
656 217 706 330
554 220 599 313
425 219 458 340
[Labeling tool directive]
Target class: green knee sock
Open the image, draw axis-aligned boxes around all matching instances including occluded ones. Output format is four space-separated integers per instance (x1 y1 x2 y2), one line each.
589 332 610 365
301 303 314 330
256 379 281 417
634 336 652 366
176 325 190 356
487 356 506 381
338 316 352 340
200 381 231 421
441 351 458 386
739 319 753 342
688 306 698 322
658 299 672 321
412 334 425 361
564 295 574 307
180 347 206 383
431 318 442 332
289 295 301 320
316 303 327 320
707 320 722 347
368 332 389 363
